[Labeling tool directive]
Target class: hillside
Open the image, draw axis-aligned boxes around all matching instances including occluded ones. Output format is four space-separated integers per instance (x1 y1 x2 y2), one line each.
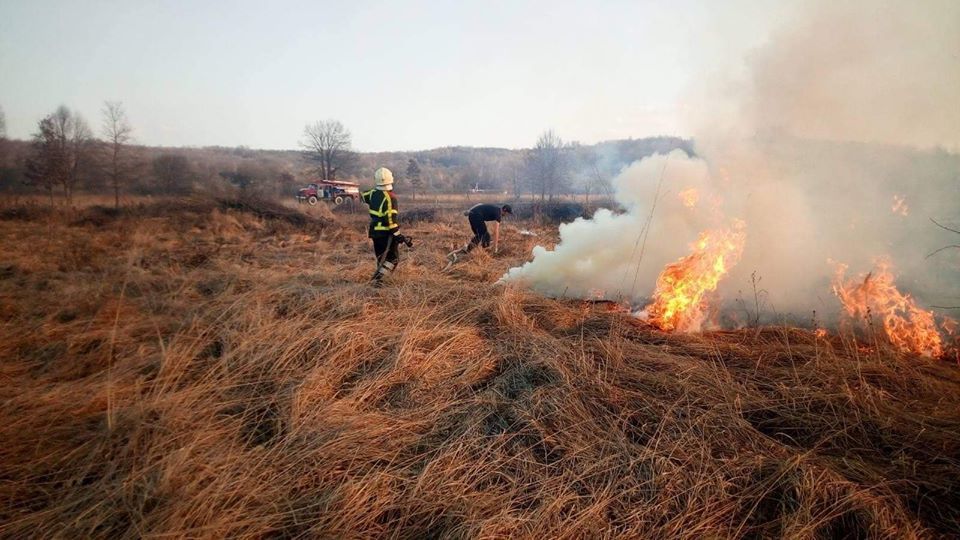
0 136 692 198
1 200 959 538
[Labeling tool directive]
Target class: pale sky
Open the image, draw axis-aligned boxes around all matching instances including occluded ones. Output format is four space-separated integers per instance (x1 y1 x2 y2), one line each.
0 0 795 151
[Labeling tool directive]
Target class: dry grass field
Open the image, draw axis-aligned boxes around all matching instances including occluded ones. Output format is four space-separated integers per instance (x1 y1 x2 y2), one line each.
2 198 959 538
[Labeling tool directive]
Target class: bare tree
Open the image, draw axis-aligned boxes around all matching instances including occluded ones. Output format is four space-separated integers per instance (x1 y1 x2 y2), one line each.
575 146 612 206
101 101 134 208
301 119 354 180
526 129 570 202
0 105 6 139
25 106 94 205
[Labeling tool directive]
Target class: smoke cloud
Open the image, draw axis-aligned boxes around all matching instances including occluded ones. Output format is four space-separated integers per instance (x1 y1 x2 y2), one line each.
502 0 960 326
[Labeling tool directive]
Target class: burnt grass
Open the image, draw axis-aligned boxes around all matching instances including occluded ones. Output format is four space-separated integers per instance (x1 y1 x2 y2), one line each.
0 199 959 538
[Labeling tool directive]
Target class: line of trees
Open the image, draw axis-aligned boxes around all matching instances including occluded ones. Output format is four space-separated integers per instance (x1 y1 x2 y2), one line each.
352 127 688 200
294 118 686 201
3 103 308 206
0 104 691 204
17 103 139 206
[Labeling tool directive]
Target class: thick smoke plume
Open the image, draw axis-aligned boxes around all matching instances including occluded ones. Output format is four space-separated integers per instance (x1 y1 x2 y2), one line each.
503 0 960 328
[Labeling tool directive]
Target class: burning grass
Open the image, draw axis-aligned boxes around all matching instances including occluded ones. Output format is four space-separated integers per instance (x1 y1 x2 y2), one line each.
643 220 746 333
1 199 960 538
833 259 951 358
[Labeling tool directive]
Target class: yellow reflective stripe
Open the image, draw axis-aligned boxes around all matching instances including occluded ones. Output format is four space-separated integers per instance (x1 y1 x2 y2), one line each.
367 190 385 216
367 190 398 230
383 193 396 228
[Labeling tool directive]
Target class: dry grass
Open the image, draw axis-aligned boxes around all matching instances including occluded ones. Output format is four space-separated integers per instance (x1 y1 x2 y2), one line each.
1 199 959 538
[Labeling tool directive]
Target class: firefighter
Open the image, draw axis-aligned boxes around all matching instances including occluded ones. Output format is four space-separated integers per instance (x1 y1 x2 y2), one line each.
447 203 512 265
361 167 402 283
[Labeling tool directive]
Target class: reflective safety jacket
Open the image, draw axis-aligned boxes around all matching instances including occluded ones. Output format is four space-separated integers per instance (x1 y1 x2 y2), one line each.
361 188 399 238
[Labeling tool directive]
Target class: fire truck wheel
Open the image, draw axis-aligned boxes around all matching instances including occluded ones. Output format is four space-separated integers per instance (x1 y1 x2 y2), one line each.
308 196 318 205
334 195 344 205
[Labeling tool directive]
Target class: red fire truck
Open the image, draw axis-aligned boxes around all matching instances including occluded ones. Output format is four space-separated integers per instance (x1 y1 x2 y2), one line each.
295 180 361 205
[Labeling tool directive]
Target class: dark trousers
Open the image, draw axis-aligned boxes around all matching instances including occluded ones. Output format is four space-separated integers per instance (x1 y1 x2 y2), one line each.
372 235 399 278
466 213 490 251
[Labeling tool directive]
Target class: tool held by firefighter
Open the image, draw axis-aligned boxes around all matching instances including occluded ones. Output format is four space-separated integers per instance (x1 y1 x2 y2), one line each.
361 167 412 283
445 203 512 270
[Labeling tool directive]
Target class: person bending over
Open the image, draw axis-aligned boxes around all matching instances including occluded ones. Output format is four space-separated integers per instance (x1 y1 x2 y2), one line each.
447 203 512 264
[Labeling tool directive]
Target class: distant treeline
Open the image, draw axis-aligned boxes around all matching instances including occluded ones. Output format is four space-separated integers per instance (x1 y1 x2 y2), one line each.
0 104 692 205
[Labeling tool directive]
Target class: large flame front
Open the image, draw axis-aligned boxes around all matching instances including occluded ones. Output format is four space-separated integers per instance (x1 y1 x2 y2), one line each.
832 260 950 358
645 221 746 332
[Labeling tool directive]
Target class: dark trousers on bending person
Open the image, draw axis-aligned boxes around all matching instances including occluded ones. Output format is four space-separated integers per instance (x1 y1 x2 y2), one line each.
372 235 399 280
466 213 490 252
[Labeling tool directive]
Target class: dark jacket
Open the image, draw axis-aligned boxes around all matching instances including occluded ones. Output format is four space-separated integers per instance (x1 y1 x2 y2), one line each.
466 203 503 222
361 188 399 238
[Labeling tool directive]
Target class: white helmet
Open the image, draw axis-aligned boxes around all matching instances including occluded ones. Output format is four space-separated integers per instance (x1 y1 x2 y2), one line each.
374 167 394 190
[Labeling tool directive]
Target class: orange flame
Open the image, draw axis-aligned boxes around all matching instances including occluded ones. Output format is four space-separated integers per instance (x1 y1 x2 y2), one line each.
679 188 699 208
645 220 746 332
832 260 950 357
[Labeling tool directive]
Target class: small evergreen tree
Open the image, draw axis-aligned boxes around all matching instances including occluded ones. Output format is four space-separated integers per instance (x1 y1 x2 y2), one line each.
406 158 422 199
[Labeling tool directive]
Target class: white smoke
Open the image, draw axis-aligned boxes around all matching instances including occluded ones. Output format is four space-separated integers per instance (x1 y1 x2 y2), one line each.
500 150 722 304
503 0 960 324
